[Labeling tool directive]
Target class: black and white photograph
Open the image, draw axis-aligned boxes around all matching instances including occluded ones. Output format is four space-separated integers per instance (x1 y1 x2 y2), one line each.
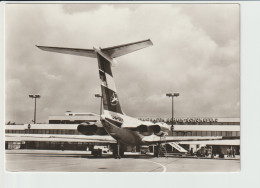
4 3 240 173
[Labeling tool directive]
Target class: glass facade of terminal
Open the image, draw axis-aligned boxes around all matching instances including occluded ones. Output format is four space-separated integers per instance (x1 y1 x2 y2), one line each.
5 129 240 138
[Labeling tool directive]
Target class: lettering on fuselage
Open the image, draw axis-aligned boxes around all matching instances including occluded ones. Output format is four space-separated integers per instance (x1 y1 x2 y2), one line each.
111 115 124 123
105 117 123 128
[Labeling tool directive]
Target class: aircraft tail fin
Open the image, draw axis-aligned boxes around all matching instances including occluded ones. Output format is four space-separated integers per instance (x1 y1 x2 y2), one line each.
96 39 153 115
97 53 124 115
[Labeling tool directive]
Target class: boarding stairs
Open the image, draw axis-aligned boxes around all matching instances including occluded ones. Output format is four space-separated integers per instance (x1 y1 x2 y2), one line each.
158 135 168 158
168 142 188 153
158 144 168 158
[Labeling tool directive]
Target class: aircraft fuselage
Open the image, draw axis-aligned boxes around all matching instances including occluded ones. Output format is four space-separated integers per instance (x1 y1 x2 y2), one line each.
101 118 143 145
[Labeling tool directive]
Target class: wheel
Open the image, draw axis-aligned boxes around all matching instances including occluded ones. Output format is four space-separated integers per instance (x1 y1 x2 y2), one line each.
118 155 121 159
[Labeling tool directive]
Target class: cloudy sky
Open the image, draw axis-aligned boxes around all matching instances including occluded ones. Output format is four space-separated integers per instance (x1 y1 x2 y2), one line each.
5 3 240 123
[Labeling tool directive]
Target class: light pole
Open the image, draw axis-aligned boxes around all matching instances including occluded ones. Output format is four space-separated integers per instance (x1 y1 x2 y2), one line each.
166 93 179 132
95 94 103 119
29 94 41 124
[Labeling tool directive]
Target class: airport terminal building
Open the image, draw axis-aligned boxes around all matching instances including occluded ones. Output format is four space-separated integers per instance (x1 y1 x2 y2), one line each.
5 112 240 156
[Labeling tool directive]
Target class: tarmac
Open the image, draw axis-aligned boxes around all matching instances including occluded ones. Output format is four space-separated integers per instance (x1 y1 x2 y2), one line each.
5 150 240 172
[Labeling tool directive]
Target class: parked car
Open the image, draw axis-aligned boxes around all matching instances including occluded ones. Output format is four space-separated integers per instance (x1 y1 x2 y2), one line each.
91 146 110 157
140 145 149 154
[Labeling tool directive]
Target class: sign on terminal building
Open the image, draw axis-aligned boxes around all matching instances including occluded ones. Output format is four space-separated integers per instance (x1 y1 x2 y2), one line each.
173 118 218 123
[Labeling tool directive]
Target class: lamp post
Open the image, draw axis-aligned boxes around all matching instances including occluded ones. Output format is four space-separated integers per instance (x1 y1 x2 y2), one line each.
95 94 103 119
29 94 41 124
166 93 179 132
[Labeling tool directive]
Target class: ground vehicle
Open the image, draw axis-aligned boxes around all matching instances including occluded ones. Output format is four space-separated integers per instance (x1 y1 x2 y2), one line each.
140 145 149 154
196 146 212 157
91 146 110 157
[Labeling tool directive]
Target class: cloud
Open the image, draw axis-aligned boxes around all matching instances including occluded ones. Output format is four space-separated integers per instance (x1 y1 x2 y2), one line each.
62 4 102 14
178 4 239 46
5 3 240 123
42 72 62 81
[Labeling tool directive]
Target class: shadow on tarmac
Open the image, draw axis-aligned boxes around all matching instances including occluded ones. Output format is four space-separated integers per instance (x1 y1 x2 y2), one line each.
6 150 240 160
22 154 239 160
8 153 157 159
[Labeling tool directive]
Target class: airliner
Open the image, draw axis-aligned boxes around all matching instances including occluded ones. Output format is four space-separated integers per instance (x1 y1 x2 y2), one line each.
34 39 221 158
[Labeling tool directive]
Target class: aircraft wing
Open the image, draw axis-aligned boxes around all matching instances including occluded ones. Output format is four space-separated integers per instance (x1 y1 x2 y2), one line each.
5 134 117 143
102 39 153 58
36 46 96 58
142 135 222 145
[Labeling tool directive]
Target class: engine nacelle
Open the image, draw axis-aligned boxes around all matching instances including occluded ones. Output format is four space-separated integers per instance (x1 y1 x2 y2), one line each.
138 125 148 132
150 125 161 134
137 124 161 136
77 122 107 135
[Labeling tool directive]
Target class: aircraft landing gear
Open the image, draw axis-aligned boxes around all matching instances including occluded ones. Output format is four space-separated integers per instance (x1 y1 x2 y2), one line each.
154 143 160 158
114 141 121 159
113 141 125 159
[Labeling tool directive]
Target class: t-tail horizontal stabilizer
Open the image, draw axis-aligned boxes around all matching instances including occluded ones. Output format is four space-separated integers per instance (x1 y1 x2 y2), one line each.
36 39 153 59
36 45 97 58
101 39 153 58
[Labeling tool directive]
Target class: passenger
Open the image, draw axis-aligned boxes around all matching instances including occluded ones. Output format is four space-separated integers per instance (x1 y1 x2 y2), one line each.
205 149 209 157
61 144 64 151
227 148 230 158
190 148 194 156
233 148 236 158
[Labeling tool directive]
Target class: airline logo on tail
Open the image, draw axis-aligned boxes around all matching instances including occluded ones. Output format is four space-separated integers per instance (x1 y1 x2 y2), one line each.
110 93 119 106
